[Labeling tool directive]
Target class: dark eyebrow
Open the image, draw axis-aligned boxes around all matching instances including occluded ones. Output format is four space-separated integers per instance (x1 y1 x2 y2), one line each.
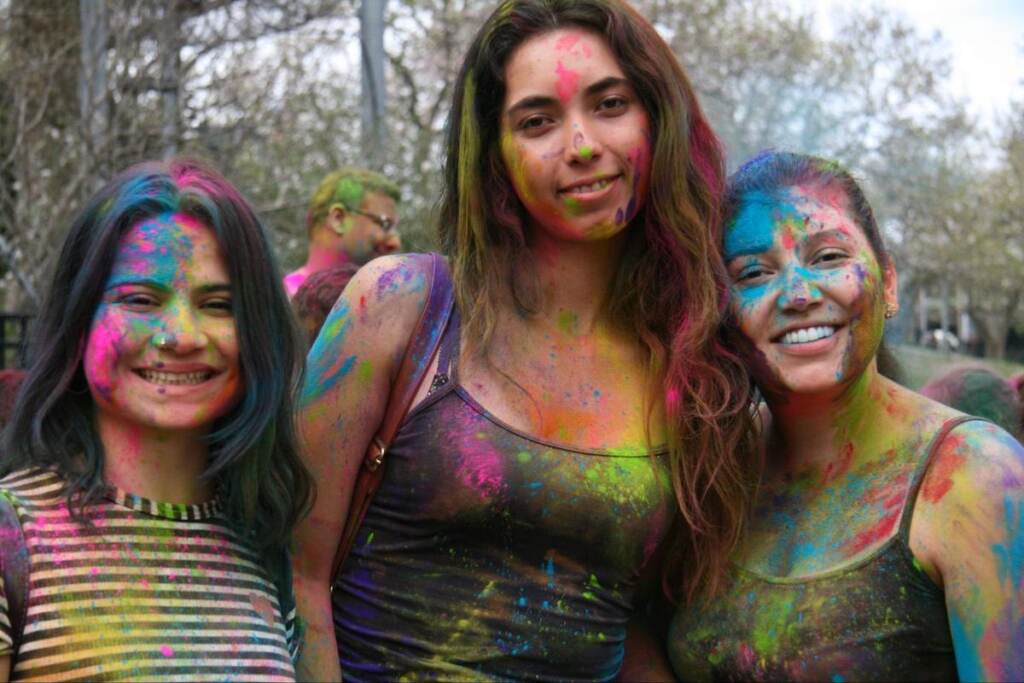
583 76 630 97
505 76 632 118
506 95 558 118
804 228 853 246
195 283 233 295
106 279 232 294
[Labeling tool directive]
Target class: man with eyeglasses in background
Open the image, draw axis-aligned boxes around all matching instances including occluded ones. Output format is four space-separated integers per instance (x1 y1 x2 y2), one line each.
284 167 402 298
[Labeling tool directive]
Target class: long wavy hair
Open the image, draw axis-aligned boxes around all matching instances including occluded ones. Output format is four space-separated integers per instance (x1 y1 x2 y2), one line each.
2 158 313 557
438 0 760 603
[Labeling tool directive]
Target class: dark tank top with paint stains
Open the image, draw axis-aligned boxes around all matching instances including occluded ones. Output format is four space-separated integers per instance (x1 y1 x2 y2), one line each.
667 417 979 682
333 310 674 681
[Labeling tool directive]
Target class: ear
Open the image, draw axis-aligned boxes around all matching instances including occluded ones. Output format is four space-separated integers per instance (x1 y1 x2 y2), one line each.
326 204 348 235
882 259 899 313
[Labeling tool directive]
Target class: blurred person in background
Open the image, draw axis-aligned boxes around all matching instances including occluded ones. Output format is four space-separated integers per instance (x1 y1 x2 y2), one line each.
290 264 359 350
921 363 1023 440
0 369 26 430
283 168 401 298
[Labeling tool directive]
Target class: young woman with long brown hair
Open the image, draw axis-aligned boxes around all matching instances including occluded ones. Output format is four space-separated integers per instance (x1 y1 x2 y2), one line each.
669 151 1024 682
292 1 757 679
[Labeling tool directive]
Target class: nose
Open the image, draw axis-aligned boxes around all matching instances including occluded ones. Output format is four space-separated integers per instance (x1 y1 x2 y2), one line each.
563 121 602 164
158 300 208 352
777 265 822 312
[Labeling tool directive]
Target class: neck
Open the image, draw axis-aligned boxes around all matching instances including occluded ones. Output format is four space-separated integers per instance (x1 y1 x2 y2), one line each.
765 365 896 477
525 227 627 335
303 242 354 272
96 413 214 504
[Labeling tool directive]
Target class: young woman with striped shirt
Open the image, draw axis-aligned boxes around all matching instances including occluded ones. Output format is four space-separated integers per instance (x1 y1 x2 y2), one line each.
0 159 312 681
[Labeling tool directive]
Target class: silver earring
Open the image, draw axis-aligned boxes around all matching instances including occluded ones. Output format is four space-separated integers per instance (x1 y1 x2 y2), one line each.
153 332 178 350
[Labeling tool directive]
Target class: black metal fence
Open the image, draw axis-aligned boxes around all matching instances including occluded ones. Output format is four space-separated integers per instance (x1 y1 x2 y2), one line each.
1 314 31 369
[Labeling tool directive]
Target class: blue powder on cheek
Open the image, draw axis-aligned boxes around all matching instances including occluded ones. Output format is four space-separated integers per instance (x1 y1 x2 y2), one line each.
724 191 795 261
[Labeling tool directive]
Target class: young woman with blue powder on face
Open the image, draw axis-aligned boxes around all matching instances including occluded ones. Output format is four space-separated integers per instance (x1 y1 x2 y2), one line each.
668 151 1024 682
0 159 312 681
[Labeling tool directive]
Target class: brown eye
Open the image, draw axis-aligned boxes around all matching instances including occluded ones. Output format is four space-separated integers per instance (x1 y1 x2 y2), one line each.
202 297 234 316
813 249 847 266
519 114 553 134
118 293 160 308
597 96 628 113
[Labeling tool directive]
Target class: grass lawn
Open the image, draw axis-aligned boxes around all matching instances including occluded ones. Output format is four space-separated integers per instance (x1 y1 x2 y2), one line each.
893 344 1024 390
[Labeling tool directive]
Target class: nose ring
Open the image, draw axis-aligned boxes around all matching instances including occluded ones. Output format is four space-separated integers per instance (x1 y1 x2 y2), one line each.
153 332 178 350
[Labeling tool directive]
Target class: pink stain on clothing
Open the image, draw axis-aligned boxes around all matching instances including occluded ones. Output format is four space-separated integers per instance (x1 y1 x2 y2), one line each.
555 62 581 104
160 644 174 657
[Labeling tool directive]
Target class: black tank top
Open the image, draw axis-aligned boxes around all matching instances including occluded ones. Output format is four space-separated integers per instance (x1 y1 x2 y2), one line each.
667 417 979 682
333 309 674 681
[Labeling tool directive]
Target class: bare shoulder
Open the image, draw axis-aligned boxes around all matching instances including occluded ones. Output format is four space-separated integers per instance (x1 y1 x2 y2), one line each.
924 419 1024 502
912 414 1024 585
335 253 438 331
302 253 440 406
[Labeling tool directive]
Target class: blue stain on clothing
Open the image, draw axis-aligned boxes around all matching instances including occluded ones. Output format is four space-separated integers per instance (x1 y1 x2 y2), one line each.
724 191 796 261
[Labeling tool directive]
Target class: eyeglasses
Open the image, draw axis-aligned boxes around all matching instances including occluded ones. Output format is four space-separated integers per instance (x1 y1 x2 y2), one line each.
347 207 398 233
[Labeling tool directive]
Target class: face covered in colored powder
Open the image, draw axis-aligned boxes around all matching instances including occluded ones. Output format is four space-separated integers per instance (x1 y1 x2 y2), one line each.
499 28 652 243
83 213 242 432
723 183 897 396
329 189 400 266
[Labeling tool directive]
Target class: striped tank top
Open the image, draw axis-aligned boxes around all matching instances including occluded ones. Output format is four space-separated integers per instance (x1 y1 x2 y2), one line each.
0 467 298 681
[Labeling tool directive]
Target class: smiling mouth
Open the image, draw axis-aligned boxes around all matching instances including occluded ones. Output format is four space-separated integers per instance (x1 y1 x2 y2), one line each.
135 369 216 385
559 175 619 195
776 325 839 345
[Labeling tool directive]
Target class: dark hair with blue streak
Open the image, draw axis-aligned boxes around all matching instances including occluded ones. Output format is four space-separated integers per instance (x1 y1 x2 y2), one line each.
1 158 313 555
725 150 891 267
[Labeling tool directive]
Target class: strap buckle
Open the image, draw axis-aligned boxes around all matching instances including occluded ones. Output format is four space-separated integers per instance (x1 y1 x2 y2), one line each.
366 437 387 471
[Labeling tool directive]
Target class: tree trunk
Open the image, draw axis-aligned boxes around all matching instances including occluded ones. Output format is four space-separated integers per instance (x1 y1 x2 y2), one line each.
159 1 182 160
79 0 110 178
360 0 388 170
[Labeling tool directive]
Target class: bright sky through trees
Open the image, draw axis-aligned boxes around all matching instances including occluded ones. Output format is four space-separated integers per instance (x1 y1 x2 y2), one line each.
789 0 1024 123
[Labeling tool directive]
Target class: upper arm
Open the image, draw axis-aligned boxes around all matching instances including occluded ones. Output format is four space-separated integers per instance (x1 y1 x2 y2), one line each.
913 421 1024 682
292 254 431 584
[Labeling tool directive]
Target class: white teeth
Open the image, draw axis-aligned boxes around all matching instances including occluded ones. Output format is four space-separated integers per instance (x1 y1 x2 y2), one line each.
137 370 213 385
780 326 837 345
565 178 612 194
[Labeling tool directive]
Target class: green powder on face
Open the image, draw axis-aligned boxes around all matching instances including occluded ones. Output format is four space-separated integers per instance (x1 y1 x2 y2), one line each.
578 145 593 160
562 196 583 216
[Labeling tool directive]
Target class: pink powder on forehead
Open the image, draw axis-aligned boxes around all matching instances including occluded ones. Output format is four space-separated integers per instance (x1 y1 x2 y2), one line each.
555 62 581 104
555 34 580 51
